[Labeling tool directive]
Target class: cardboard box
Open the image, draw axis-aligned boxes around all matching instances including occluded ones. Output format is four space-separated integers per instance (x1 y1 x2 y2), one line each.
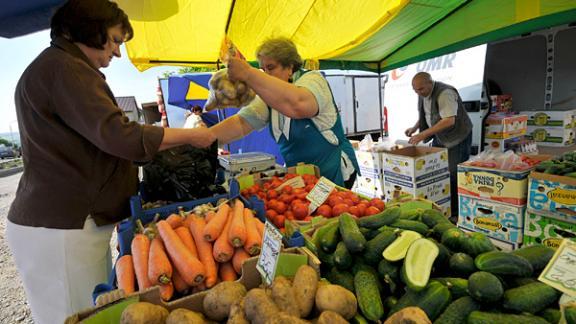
355 150 384 176
484 113 528 139
355 173 385 199
459 226 521 251
527 172 576 222
382 146 449 183
435 196 451 217
525 125 575 146
237 163 320 190
383 173 450 203
523 210 576 249
490 94 513 113
458 195 525 244
484 136 526 152
522 110 576 129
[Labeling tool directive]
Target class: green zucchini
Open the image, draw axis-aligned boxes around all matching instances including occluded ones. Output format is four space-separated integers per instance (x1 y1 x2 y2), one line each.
402 238 439 291
390 219 430 235
350 313 369 324
362 230 398 265
449 253 476 277
357 206 401 229
511 244 555 271
468 271 503 303
354 265 385 321
382 230 422 262
475 251 533 277
339 213 366 253
467 311 549 324
333 241 353 270
502 282 560 314
434 296 480 324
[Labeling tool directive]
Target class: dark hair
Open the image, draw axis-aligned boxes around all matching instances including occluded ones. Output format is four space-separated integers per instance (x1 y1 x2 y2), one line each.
192 105 203 113
50 0 133 49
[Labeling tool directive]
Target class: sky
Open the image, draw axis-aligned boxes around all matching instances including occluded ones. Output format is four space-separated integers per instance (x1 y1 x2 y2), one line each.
0 30 178 134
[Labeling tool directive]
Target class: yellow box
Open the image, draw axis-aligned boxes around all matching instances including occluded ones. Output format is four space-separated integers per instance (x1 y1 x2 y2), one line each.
382 146 449 183
457 165 530 206
527 172 576 222
484 113 528 139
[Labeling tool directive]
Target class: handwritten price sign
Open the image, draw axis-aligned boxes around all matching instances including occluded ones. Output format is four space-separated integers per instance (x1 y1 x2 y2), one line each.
539 239 576 297
306 176 336 214
257 221 283 285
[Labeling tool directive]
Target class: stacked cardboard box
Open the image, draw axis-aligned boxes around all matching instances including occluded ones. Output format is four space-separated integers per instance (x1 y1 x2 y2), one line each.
522 110 576 147
483 112 528 152
354 150 385 198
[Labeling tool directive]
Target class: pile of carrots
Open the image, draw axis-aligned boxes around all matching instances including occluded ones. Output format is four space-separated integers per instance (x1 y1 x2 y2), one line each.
115 199 265 301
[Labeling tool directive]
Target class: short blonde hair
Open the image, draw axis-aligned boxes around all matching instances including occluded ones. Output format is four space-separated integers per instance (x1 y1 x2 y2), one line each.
256 37 302 72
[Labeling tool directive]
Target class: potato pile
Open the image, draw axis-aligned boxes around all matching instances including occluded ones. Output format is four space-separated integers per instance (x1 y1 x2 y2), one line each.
204 68 255 111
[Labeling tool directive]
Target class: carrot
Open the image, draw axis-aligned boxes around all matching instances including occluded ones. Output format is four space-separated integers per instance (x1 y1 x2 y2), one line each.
203 203 231 242
219 262 238 282
174 226 199 259
158 282 174 301
205 210 216 223
213 209 235 263
232 248 251 274
188 215 219 288
228 200 247 248
115 255 135 294
182 214 193 229
255 218 265 238
172 269 189 295
156 220 206 286
130 233 152 291
191 282 207 294
147 237 172 285
243 208 262 255
165 213 183 228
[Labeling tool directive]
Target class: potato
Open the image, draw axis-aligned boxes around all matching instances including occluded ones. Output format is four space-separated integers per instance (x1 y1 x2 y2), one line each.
203 281 247 321
244 288 280 324
271 276 300 317
120 302 168 324
166 308 205 324
315 284 357 320
383 307 431 324
227 298 249 324
292 265 319 317
317 310 348 324
221 80 237 99
266 312 310 324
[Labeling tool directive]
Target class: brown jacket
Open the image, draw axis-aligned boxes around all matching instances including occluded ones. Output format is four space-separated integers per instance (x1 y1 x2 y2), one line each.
8 37 164 229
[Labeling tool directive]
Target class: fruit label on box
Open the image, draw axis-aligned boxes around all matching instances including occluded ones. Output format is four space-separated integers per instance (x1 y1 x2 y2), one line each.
523 110 576 129
307 176 336 213
458 195 525 243
257 221 283 285
484 114 528 139
355 151 384 175
525 126 575 146
457 165 530 206
384 174 450 203
528 175 576 221
523 211 576 249
538 239 576 297
382 147 449 183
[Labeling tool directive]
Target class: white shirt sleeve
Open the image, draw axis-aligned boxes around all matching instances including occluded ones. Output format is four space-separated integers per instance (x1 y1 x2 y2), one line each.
237 95 270 130
437 89 459 119
295 71 338 132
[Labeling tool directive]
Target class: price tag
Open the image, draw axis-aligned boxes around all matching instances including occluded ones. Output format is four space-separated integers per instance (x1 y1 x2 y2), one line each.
275 176 305 192
306 176 336 214
538 239 576 297
257 221 283 285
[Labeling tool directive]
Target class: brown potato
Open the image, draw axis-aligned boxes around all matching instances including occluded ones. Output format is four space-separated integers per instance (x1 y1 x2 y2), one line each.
271 276 300 317
292 265 319 317
227 298 249 324
244 288 280 324
166 308 205 324
315 284 357 320
220 80 237 99
203 281 247 321
317 310 348 324
266 312 310 324
120 302 168 324
383 306 431 324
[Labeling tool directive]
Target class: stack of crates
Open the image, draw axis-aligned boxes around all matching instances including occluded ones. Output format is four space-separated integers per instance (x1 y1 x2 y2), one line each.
521 109 576 147
483 112 529 152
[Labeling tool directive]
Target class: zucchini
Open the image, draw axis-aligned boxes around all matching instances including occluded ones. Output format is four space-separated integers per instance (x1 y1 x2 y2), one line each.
320 222 340 252
333 241 353 270
354 265 385 321
402 238 439 291
467 311 549 324
449 253 476 277
421 208 450 228
433 278 469 299
441 228 466 252
362 230 398 265
339 213 366 253
326 267 355 292
502 282 560 314
511 244 555 271
475 251 533 277
460 232 495 257
390 219 430 235
357 206 401 229
537 308 561 324
383 230 422 262
468 271 503 303
434 296 480 324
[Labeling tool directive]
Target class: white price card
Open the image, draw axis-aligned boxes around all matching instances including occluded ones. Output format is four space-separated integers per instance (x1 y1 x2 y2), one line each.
306 176 336 214
257 221 283 285
275 176 305 192
539 239 576 297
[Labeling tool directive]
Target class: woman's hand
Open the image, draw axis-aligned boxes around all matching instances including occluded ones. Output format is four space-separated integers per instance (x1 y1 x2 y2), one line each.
227 57 253 82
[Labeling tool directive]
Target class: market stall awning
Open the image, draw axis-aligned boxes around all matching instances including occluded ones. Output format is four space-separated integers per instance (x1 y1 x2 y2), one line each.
116 0 576 72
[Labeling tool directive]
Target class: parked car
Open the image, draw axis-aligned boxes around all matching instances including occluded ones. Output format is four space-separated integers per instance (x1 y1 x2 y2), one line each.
0 146 19 159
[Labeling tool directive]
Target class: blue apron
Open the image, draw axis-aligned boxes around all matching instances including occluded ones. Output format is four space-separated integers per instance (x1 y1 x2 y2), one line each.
268 70 359 186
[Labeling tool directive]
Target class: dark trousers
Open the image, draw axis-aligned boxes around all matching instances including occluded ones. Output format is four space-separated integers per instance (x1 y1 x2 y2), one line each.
433 133 472 217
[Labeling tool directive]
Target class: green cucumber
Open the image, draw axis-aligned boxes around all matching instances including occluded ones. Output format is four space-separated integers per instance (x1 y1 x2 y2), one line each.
434 296 480 324
468 271 504 303
362 230 398 265
357 206 401 229
441 228 466 252
399 208 423 221
350 313 369 324
390 219 430 235
410 281 453 321
402 238 439 291
433 222 457 239
467 311 549 324
382 230 422 262
461 232 495 257
565 304 576 324
537 308 561 324
502 282 560 314
316 249 335 269
475 251 533 277
449 253 476 277
326 267 355 292
511 244 555 271
421 208 450 228
377 259 399 294
433 278 469 299
320 222 340 252
339 213 366 253
507 277 537 288
360 228 382 240
354 266 385 321
333 241 353 270
384 296 398 310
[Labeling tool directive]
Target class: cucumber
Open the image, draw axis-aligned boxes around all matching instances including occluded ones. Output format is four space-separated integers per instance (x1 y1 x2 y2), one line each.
390 281 451 321
313 220 339 251
383 230 422 262
350 313 369 324
507 277 537 288
362 230 398 265
468 271 503 303
399 208 422 221
467 311 549 324
433 222 457 239
326 267 355 292
421 208 450 228
441 228 466 252
359 227 381 240
433 278 469 299
390 219 430 235
357 206 401 229
377 259 399 294
384 296 398 310
432 240 453 274
449 253 476 277
403 238 439 291
339 213 367 253
320 222 340 252
434 296 480 324
461 232 495 257
511 244 555 271
537 308 561 324
354 266 385 321
475 251 533 277
502 282 560 314
566 304 576 324
333 241 353 270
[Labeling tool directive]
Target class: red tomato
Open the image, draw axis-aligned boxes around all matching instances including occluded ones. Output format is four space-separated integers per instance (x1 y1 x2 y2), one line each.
348 205 361 217
284 173 297 180
280 194 295 204
263 182 271 190
343 198 354 207
296 192 308 200
332 203 350 217
293 188 305 194
370 198 386 211
328 195 344 207
274 215 286 228
292 203 309 220
303 216 313 222
316 205 332 218
285 210 295 220
267 190 279 199
356 204 367 216
350 195 360 205
282 185 293 195
365 206 381 216
305 184 315 192
241 189 249 197
266 209 278 220
274 201 287 214
268 199 279 210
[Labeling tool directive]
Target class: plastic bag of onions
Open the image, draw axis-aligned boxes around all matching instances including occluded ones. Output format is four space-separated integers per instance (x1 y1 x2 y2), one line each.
204 68 255 111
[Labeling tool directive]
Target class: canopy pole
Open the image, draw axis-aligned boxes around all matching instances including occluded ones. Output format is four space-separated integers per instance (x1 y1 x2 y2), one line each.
377 61 384 140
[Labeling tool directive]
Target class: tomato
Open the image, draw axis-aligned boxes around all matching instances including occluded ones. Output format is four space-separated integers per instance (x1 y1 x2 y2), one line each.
348 205 361 217
303 216 313 222
296 192 308 200
266 209 278 221
328 195 344 207
258 192 266 200
305 184 315 192
268 199 279 210
285 210 295 220
316 204 332 218
365 206 381 216
292 203 309 220
280 194 295 204
284 173 297 180
241 189 249 197
274 214 285 228
263 182 271 190
282 185 293 195
342 198 354 207
370 198 385 211
356 204 367 216
267 190 279 199
350 194 360 205
274 201 287 214
332 203 350 217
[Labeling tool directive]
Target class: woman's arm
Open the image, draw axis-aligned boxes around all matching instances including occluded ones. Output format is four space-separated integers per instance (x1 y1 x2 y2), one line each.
159 127 217 151
209 115 255 144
